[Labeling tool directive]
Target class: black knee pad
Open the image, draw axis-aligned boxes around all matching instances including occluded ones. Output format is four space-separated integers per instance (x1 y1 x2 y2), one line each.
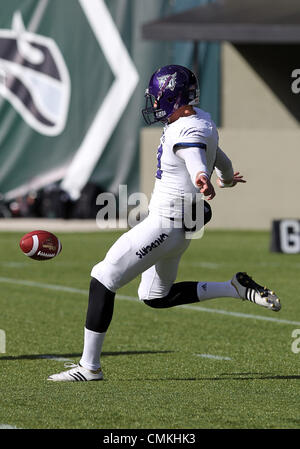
143 281 198 309
85 278 115 333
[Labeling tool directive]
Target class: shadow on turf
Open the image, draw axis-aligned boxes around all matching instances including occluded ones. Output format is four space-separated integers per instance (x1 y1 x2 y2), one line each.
192 373 300 381
131 372 300 381
0 350 173 361
1 353 299 381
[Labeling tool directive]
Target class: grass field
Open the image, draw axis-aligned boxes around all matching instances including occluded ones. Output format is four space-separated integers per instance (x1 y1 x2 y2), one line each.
0 229 300 430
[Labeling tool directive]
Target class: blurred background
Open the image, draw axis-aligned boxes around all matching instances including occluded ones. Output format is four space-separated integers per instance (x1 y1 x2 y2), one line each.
0 0 299 230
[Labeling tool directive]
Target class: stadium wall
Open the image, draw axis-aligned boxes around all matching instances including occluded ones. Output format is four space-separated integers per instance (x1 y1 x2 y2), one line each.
140 43 300 230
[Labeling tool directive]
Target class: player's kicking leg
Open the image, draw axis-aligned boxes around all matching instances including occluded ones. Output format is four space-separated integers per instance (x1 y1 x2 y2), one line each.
231 272 281 311
140 262 281 312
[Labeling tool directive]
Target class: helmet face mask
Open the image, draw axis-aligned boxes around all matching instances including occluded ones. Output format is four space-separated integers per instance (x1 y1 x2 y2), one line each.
184 68 200 105
142 90 168 125
142 65 199 125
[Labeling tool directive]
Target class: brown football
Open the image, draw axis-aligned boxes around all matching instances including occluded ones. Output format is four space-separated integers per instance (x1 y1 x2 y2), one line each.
19 230 62 261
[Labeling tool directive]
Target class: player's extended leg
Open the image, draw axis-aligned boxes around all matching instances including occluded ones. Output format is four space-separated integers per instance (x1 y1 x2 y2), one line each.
139 253 240 308
140 261 281 312
138 247 196 306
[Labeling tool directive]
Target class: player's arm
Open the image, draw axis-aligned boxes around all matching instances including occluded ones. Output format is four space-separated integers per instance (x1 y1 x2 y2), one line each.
175 144 216 200
215 147 246 188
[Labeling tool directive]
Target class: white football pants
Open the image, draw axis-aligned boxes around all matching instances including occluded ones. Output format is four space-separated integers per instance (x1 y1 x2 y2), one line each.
91 213 190 300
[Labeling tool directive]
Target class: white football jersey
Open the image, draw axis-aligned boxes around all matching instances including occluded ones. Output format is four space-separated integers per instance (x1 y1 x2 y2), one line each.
149 107 219 219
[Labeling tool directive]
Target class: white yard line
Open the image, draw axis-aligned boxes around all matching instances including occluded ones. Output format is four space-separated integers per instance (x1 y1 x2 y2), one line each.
0 276 299 326
0 277 88 294
1 262 30 268
186 261 220 269
194 353 232 361
0 424 20 429
39 355 73 362
177 303 300 326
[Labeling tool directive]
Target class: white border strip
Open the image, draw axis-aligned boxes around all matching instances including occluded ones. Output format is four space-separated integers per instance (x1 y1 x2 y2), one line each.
0 276 298 326
4 164 68 201
61 0 139 200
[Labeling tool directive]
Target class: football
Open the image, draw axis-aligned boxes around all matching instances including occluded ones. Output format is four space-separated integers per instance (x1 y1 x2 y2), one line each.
19 230 62 261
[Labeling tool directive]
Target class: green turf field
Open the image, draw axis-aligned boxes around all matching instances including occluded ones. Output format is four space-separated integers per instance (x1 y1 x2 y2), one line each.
0 229 300 429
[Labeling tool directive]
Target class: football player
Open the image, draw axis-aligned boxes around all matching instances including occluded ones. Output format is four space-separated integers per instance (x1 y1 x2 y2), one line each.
48 65 281 382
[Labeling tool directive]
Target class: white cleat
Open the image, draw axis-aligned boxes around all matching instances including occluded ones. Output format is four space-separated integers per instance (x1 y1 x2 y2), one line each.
231 272 281 312
47 363 103 382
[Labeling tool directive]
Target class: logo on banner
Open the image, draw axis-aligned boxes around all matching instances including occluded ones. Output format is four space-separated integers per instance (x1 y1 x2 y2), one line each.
0 11 70 136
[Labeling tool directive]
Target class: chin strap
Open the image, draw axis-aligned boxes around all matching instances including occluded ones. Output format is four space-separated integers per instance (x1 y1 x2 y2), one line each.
173 91 182 112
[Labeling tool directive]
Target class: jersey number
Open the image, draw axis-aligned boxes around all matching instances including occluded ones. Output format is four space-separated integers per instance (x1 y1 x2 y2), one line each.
156 144 163 179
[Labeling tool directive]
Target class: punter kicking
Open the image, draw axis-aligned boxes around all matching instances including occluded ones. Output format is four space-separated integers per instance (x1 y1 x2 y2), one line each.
48 65 281 382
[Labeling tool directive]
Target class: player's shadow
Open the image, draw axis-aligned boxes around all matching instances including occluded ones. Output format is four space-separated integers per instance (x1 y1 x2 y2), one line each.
216 372 300 381
0 350 173 361
160 372 300 381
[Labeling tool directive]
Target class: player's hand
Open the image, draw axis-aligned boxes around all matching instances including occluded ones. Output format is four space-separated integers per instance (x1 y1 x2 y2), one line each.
195 173 216 200
217 172 246 188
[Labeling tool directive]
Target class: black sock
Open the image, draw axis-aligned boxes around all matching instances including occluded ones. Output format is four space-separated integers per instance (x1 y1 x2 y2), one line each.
85 278 115 332
143 282 199 309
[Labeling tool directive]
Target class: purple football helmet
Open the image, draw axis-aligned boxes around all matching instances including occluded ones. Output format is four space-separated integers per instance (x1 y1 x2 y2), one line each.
142 65 199 125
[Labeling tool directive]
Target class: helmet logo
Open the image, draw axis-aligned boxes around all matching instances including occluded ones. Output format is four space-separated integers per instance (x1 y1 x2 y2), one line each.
157 72 177 92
